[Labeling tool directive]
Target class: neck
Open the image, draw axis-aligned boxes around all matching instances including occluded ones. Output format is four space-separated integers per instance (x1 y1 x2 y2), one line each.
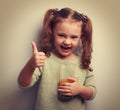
52 50 77 60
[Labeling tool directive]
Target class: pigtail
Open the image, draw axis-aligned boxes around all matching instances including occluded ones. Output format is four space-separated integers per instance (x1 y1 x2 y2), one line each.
81 16 93 71
40 9 57 56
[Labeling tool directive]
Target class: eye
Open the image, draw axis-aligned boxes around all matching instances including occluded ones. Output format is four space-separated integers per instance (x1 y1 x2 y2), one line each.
71 36 78 39
58 34 65 37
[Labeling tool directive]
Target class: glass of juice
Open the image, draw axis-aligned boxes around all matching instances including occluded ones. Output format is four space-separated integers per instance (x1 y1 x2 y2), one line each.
58 64 74 101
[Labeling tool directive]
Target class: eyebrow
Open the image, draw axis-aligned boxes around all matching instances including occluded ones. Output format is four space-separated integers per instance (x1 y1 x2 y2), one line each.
57 32 80 37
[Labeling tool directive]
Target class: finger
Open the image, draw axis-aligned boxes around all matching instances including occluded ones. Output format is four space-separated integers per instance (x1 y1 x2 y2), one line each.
37 62 45 67
39 55 46 60
31 41 38 53
39 52 45 56
58 89 70 93
58 86 68 91
67 77 77 82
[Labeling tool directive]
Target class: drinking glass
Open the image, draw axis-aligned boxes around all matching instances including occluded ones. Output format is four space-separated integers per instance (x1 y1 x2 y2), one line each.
58 63 75 101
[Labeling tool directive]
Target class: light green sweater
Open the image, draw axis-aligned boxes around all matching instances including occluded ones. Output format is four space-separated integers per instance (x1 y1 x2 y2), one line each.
29 53 96 110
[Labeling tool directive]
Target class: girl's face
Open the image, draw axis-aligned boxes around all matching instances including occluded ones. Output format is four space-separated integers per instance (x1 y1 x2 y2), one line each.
53 20 82 59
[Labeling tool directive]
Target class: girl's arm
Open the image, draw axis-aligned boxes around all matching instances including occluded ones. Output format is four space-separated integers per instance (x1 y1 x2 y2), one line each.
78 84 94 100
18 42 46 87
18 57 36 87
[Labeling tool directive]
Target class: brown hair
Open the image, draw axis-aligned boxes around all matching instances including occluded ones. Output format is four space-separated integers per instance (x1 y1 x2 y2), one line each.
40 7 93 71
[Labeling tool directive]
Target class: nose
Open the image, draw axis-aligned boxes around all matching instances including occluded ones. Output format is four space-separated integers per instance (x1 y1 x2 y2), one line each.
63 38 71 45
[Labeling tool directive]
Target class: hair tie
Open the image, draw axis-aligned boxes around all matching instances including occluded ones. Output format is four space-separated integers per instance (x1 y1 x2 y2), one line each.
52 8 59 15
81 13 88 24
74 12 88 24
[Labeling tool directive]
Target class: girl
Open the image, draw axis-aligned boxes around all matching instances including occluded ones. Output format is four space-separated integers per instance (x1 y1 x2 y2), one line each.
18 7 96 110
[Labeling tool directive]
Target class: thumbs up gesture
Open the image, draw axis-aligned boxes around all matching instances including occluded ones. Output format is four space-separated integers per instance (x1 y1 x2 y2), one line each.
31 41 46 68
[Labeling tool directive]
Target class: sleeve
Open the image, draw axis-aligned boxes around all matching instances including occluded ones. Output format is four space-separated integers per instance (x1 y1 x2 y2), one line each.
30 67 43 86
84 70 97 100
18 67 43 88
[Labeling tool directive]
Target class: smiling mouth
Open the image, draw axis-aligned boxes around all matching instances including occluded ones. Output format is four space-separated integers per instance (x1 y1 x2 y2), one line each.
61 45 71 51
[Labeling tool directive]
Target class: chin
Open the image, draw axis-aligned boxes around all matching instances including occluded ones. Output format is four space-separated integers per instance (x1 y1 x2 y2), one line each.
60 52 71 57
54 49 72 58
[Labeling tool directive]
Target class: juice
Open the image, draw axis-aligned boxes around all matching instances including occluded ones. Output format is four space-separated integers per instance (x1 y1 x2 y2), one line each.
59 78 74 84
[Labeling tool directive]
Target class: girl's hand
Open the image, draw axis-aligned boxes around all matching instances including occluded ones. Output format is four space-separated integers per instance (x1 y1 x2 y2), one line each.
31 41 46 68
58 77 82 97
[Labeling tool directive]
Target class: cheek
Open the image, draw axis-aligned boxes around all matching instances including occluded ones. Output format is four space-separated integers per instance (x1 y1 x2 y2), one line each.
73 43 79 49
73 40 80 47
54 38 61 48
54 38 58 45
54 37 63 45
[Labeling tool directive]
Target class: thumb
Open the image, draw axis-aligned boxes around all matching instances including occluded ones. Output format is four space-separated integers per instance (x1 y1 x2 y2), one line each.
31 41 38 53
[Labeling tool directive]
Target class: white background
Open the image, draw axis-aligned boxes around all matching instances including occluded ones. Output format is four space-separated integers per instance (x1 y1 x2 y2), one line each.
0 0 120 110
